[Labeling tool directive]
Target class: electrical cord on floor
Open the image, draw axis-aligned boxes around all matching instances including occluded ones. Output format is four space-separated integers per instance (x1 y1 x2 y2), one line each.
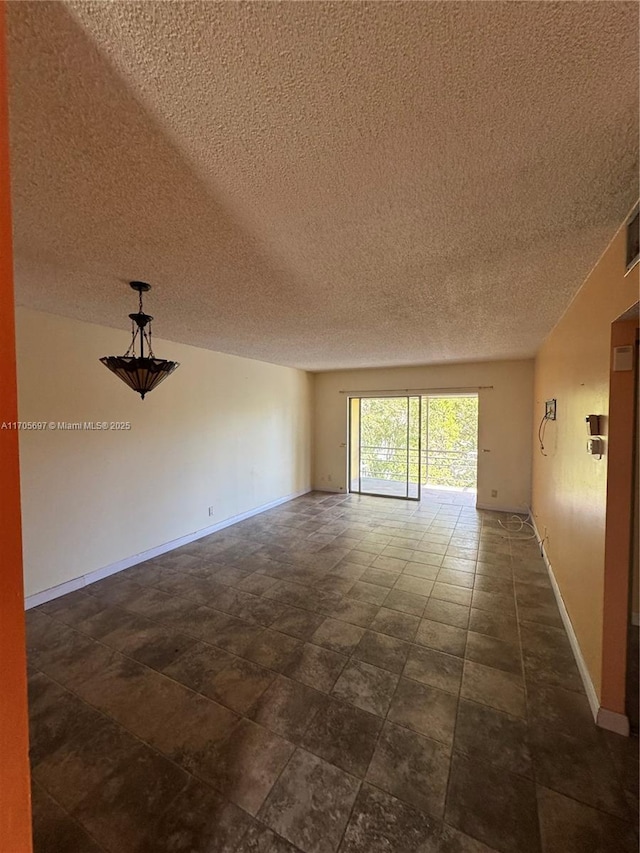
497 513 539 540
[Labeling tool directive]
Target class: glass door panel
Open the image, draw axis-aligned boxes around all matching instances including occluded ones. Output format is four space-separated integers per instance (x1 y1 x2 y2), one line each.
349 395 421 501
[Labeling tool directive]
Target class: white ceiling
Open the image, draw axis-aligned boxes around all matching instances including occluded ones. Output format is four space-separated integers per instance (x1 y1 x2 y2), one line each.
6 1 639 371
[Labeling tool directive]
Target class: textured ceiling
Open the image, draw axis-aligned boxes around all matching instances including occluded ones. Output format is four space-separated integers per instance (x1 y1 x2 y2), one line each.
6 1 639 371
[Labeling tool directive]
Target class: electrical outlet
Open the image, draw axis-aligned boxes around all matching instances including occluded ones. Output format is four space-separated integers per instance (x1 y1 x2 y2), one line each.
491 489 498 498
545 399 557 420
208 506 215 517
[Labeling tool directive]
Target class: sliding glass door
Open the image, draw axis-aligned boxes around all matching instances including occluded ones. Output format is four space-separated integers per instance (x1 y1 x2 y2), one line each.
348 395 422 500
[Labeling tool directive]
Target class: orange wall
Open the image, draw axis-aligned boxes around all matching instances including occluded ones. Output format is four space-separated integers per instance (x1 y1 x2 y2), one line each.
532 219 639 700
0 3 33 849
601 318 638 713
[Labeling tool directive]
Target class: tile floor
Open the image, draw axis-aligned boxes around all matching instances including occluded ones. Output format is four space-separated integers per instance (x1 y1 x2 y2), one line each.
27 492 639 853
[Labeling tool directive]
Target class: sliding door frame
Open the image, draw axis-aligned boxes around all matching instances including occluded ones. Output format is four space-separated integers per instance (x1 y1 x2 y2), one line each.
348 394 422 501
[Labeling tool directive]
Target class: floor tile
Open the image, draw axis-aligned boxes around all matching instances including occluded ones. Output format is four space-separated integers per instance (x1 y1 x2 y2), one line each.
244 629 304 672
359 567 398 588
383 588 428 617
73 654 192 744
436 569 474 589
236 822 301 852
41 590 105 626
402 562 440 581
348 581 389 605
394 575 435 596
530 727 630 819
445 752 540 853
403 645 463 695
201 612 266 656
205 718 295 816
31 783 104 853
340 783 441 853
137 777 254 852
161 641 236 691
520 621 584 693
332 659 399 716
373 555 407 574
285 642 348 692
442 557 476 574
415 619 467 657
383 545 415 561
76 604 148 643
29 679 104 767
537 785 639 853
259 748 360 853
203 656 276 713
315 575 356 596
352 630 410 674
270 607 326 641
473 574 513 595
526 682 597 741
438 824 500 852
110 619 197 671
423 599 470 629
431 582 473 607
464 631 522 675
468 608 519 644
369 607 420 641
72 743 190 852
310 618 365 655
461 660 526 718
517 601 563 628
475 560 512 579
148 692 240 773
471 589 516 615
454 698 532 778
33 713 144 811
31 623 118 692
388 677 458 745
328 598 379 628
250 675 327 742
301 696 382 777
366 721 450 818
236 572 282 596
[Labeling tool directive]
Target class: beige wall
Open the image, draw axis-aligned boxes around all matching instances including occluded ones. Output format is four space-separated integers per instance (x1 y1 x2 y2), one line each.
313 360 534 511
532 222 639 698
16 308 313 598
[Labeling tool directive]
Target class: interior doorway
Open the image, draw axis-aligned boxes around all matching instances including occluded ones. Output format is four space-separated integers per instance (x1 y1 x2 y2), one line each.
348 393 478 500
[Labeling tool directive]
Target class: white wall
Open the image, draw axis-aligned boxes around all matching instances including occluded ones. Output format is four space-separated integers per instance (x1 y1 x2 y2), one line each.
16 308 313 598
313 360 534 511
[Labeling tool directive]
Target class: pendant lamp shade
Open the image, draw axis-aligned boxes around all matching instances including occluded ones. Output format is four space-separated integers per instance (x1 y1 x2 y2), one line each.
100 282 179 400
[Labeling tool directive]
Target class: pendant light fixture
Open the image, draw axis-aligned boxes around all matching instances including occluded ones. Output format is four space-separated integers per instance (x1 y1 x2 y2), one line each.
100 281 179 400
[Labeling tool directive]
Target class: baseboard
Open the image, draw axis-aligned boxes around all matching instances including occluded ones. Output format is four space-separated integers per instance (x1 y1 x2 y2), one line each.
596 707 630 737
25 487 311 610
528 512 602 724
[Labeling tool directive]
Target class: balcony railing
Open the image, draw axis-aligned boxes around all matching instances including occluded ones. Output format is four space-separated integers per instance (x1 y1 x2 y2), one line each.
358 445 477 489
